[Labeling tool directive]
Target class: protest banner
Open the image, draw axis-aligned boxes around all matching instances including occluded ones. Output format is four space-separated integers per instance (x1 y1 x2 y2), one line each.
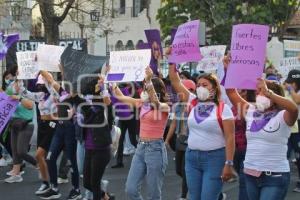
225 24 269 89
278 57 300 79
284 40 300 57
168 20 202 64
16 51 39 79
0 92 18 134
145 29 163 75
0 33 19 60
60 46 107 94
106 49 151 83
197 45 227 71
37 44 65 72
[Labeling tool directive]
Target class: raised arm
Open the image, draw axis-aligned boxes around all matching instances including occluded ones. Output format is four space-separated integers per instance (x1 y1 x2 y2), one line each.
40 70 61 93
258 79 298 126
111 84 140 108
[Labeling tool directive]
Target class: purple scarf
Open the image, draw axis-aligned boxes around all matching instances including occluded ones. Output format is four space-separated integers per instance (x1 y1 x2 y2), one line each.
250 110 278 132
193 104 215 124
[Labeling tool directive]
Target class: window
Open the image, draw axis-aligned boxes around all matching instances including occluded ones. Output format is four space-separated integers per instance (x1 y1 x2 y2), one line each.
120 0 125 14
115 40 124 51
125 40 134 50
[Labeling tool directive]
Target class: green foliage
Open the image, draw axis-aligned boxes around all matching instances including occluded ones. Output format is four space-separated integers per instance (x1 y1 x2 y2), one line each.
157 0 300 45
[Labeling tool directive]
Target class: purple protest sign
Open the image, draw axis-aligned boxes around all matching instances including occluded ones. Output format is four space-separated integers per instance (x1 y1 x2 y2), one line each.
0 92 18 134
137 42 150 50
168 20 202 64
170 28 177 44
225 24 270 89
145 29 163 75
0 33 20 60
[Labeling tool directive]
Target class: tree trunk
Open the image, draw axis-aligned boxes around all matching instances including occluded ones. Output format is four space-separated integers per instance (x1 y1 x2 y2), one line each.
44 21 60 45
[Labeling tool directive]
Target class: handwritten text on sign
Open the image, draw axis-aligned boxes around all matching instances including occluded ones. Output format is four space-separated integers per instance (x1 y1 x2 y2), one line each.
168 20 202 64
17 51 39 79
106 49 151 82
37 44 65 72
225 24 269 89
0 92 18 134
197 45 227 71
278 57 300 79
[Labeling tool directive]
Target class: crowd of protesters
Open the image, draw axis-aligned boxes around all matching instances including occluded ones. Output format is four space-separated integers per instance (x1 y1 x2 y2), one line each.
1 46 300 200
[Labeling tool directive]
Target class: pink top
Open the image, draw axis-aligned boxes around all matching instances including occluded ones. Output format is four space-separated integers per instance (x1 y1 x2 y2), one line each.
140 109 169 139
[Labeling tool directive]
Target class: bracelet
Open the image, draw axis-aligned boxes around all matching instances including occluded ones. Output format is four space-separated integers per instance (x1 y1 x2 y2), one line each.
265 89 274 98
225 160 234 166
145 81 153 90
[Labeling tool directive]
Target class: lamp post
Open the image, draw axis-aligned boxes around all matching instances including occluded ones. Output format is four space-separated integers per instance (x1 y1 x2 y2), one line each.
11 3 22 21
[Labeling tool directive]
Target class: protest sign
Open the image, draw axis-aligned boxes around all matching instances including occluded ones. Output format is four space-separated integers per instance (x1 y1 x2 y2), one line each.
168 20 202 64
0 92 18 134
37 44 65 72
197 45 227 71
145 29 163 75
225 24 269 89
16 51 39 79
284 40 300 57
278 57 300 79
60 46 107 93
106 49 151 83
0 33 19 60
170 28 177 44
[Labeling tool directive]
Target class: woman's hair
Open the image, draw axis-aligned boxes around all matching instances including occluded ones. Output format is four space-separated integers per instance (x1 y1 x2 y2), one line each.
2 66 17 91
266 81 285 97
290 79 300 92
197 73 221 105
150 77 169 103
180 71 192 80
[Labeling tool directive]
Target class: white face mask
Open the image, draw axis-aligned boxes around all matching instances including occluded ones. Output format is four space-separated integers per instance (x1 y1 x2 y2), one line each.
140 91 149 102
196 86 210 101
256 95 271 112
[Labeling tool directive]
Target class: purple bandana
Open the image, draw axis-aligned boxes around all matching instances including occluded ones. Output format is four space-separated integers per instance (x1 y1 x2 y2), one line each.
193 104 215 124
250 110 278 132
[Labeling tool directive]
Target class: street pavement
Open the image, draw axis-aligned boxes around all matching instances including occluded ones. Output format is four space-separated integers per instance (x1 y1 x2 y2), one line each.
0 150 300 200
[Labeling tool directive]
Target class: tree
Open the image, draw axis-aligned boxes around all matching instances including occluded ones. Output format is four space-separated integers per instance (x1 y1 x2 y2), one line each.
157 0 300 45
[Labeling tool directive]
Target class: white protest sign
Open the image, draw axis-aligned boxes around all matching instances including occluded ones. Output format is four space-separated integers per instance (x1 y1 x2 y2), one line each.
17 51 39 79
37 44 65 72
106 49 151 82
197 45 226 71
278 57 300 79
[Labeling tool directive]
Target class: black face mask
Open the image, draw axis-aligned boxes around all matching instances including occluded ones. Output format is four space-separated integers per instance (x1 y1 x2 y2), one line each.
36 84 49 94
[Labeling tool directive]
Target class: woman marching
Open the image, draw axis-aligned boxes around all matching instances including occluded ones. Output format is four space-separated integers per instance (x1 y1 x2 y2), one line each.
168 48 236 200
112 66 169 200
224 56 298 200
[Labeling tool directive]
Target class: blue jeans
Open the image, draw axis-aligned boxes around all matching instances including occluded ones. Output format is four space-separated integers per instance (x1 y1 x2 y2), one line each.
47 121 79 189
185 147 225 200
125 139 168 200
245 172 290 200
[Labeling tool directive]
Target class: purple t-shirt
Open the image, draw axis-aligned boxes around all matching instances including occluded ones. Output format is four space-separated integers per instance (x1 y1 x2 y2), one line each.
85 128 97 150
111 87 133 119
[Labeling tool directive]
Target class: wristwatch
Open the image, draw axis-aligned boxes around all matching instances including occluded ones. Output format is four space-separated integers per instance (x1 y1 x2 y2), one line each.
225 160 234 166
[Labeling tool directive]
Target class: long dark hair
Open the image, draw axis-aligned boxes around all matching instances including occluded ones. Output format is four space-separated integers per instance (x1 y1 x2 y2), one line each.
150 77 169 103
197 73 221 105
2 66 17 91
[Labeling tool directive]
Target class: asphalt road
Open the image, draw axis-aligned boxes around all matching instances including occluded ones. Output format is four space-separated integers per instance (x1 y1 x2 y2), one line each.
0 150 300 200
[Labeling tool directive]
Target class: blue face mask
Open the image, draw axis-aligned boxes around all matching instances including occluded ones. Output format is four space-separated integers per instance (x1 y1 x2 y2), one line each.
5 79 14 85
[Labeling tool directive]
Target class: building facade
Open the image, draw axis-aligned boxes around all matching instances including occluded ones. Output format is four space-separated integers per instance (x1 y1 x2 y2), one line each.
59 0 162 56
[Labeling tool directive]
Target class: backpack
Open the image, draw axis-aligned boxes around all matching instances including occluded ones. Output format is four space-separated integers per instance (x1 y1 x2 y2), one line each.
189 99 225 132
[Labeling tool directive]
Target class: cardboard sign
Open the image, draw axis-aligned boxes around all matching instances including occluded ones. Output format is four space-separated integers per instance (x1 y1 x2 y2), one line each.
37 44 65 72
17 51 39 79
197 45 227 71
60 46 107 93
106 49 151 83
225 24 269 89
145 29 163 75
168 20 202 64
0 92 18 134
278 57 300 79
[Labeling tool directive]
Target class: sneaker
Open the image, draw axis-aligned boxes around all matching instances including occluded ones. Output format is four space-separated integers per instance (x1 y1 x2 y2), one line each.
221 193 227 200
35 184 50 195
5 157 13 165
293 187 300 193
6 170 25 176
39 188 61 199
5 175 23 183
67 189 82 200
0 158 8 167
57 177 69 184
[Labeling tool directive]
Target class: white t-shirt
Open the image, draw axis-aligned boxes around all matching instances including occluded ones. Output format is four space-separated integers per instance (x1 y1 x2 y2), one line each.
244 105 291 172
187 94 234 151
